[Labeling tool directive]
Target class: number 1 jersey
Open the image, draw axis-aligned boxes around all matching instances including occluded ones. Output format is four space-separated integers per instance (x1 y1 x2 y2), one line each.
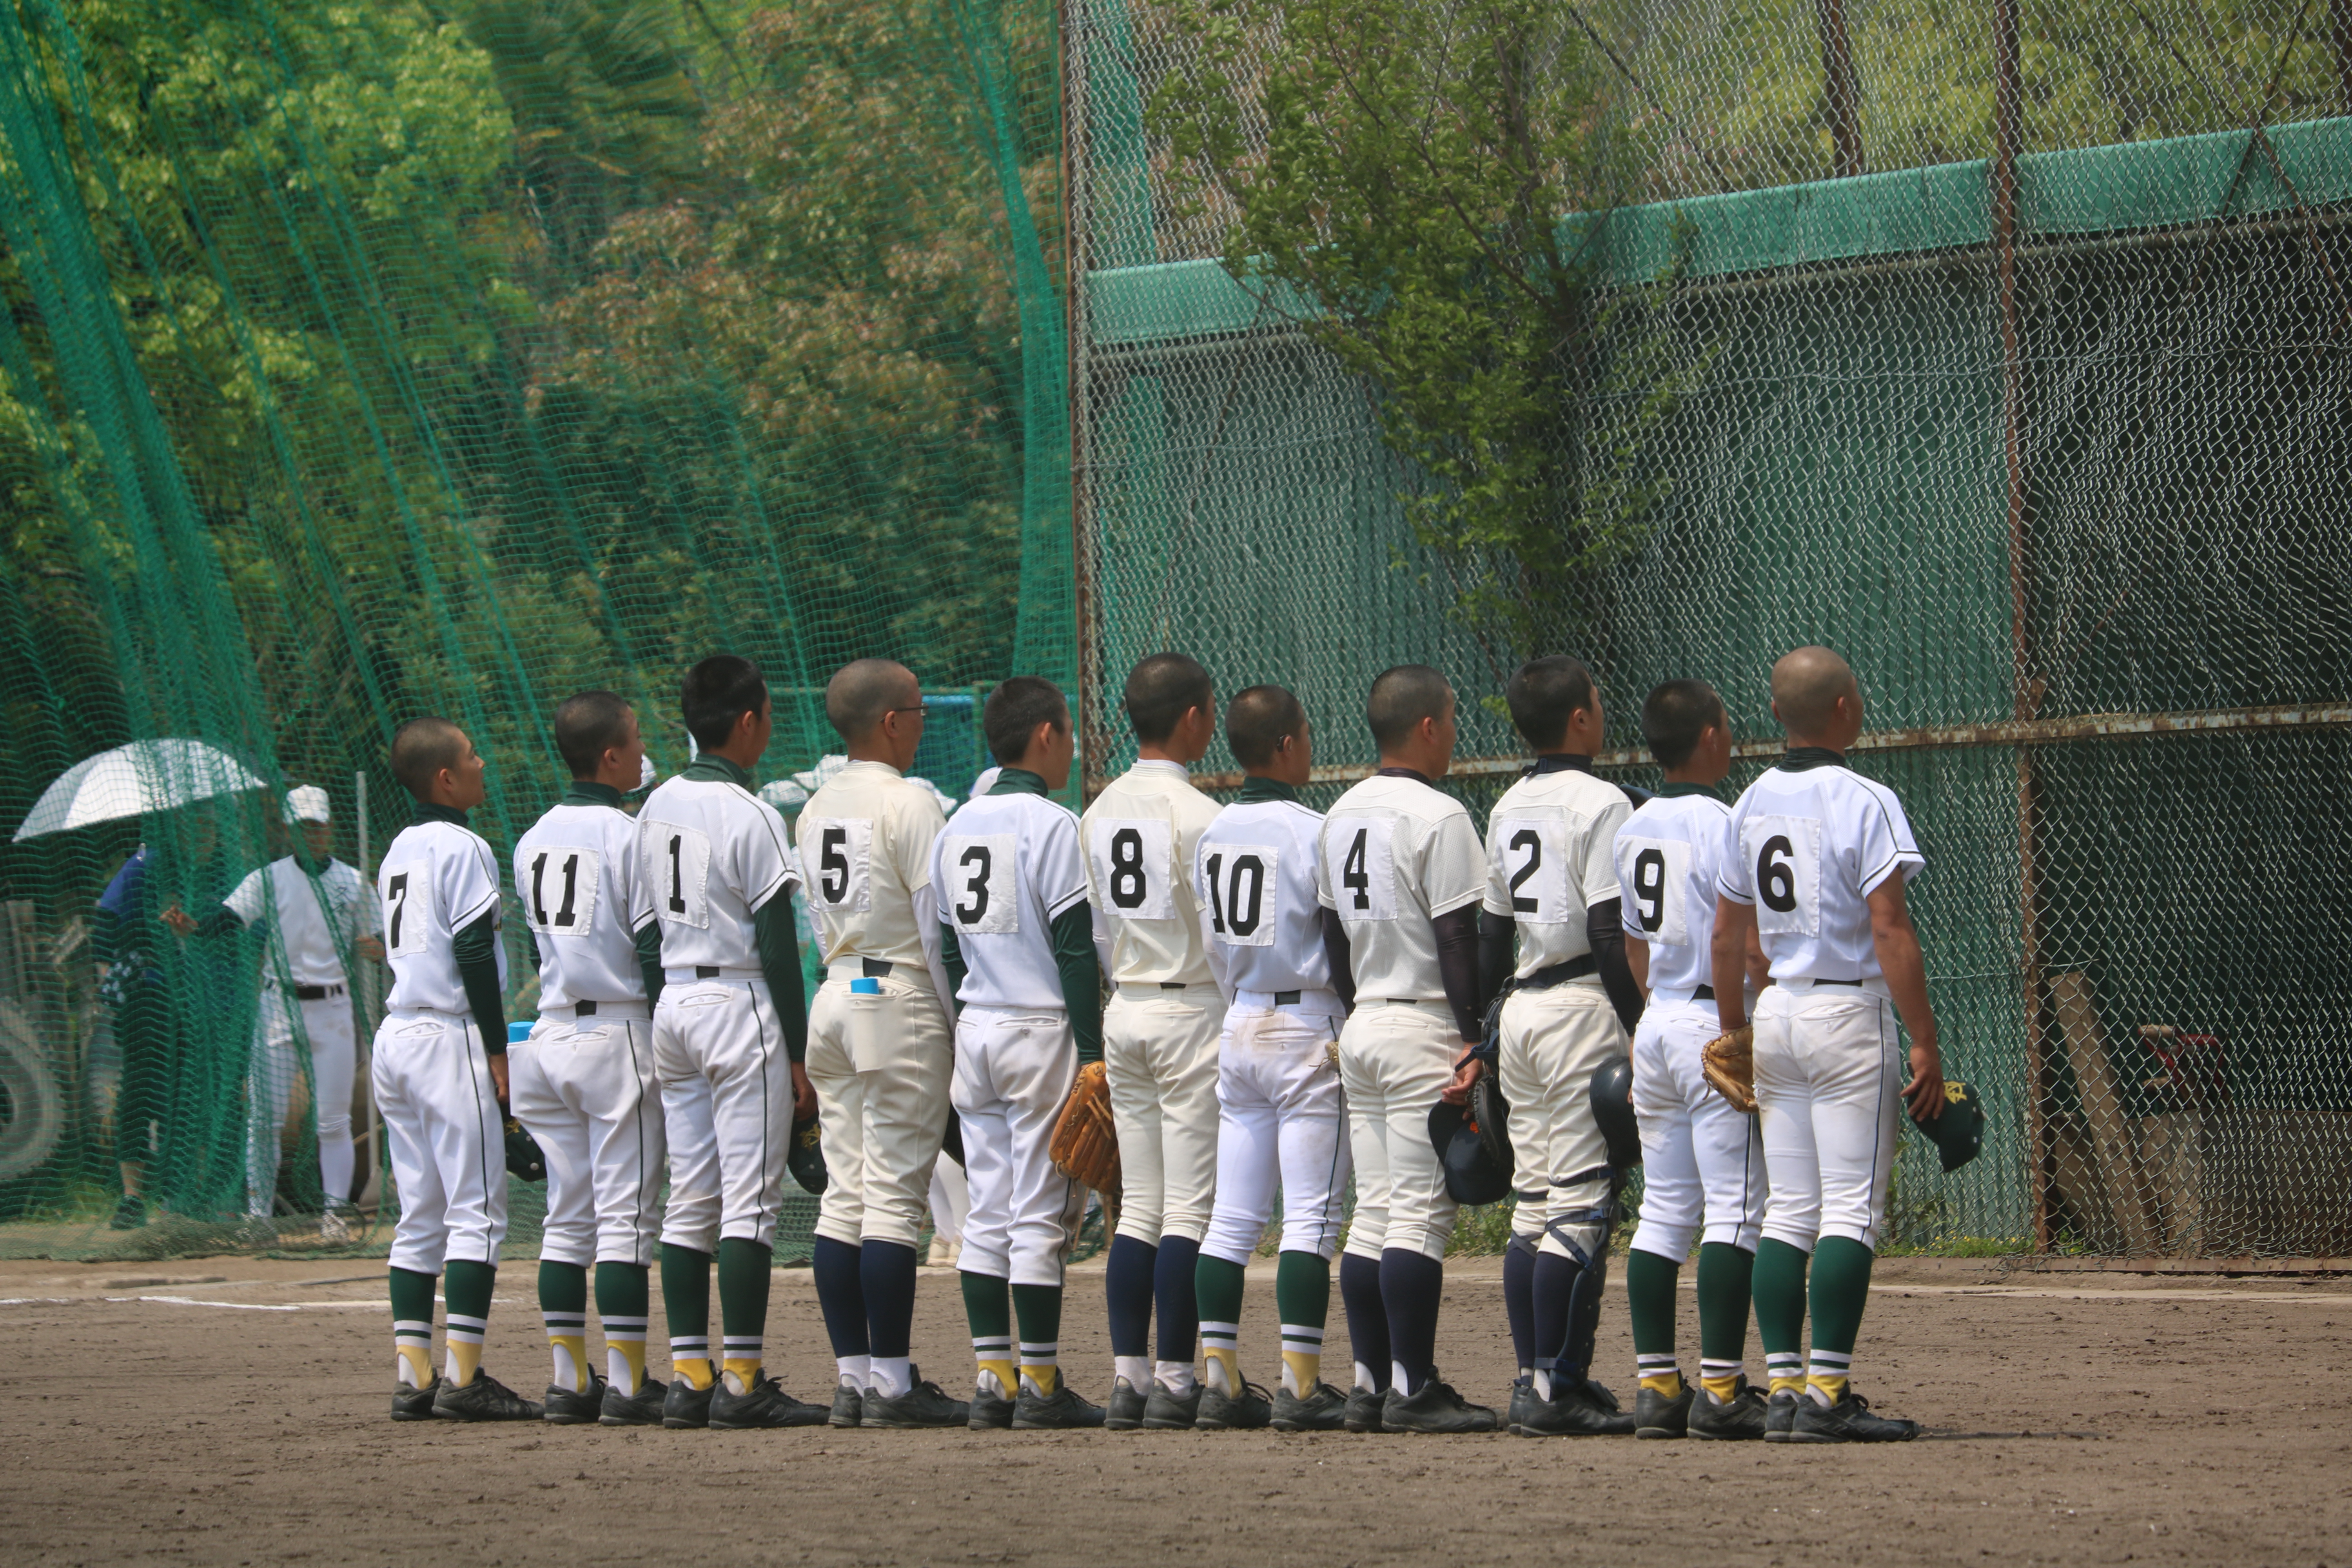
378 818 506 1014
635 773 799 975
1612 789 1732 995
1194 796 1331 996
1717 760 1923 982
932 789 1087 1011
515 795 657 1009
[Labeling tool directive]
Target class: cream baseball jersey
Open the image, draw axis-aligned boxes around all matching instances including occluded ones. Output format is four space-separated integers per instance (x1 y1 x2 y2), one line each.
1082 760 1221 987
635 771 798 973
1481 764 1632 976
932 789 1086 1011
225 857 368 989
1314 772 1486 1001
798 759 946 972
1717 758 1923 981
1612 789 1733 994
1192 797 1331 996
515 793 657 1009
378 818 506 1014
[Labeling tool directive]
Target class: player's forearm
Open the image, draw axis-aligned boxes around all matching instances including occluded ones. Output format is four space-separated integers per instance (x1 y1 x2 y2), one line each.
633 920 664 1008
1319 909 1356 1012
1625 935 1649 996
753 896 808 1062
195 905 243 940
1050 902 1103 1065
938 921 969 1001
1710 897 1754 1031
1871 921 1936 1052
914 885 956 1024
452 909 507 1054
1432 904 1481 1043
1587 897 1642 1033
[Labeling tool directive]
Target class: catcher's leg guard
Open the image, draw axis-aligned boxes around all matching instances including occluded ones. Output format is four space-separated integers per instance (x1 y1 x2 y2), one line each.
1536 1167 1617 1384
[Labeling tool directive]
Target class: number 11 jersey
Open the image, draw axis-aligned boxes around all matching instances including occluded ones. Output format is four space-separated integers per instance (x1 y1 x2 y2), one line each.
932 787 1088 1011
1716 758 1923 982
515 791 657 1009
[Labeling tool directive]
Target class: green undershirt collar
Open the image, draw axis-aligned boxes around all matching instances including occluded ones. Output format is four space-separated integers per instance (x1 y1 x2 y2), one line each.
1236 776 1301 805
989 768 1049 797
563 780 625 809
1658 782 1721 799
414 802 469 828
684 754 755 789
1781 746 1846 772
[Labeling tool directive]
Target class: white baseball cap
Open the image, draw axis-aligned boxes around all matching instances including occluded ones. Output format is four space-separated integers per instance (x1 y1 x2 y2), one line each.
282 785 332 825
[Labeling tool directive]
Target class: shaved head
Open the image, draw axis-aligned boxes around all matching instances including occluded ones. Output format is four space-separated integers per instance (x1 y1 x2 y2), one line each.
1771 646 1860 737
826 658 919 741
1366 664 1454 750
390 717 467 801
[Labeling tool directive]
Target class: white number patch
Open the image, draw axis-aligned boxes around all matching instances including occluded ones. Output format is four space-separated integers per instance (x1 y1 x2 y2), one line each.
943 833 1018 935
522 846 603 937
1490 815 1574 924
1616 835 1691 946
1199 843 1280 947
650 824 713 930
381 866 427 958
804 818 872 913
1089 818 1174 922
1742 813 1823 937
1325 817 1397 921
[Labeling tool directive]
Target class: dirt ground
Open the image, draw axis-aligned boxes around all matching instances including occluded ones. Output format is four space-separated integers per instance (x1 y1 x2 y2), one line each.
2 1254 2347 1567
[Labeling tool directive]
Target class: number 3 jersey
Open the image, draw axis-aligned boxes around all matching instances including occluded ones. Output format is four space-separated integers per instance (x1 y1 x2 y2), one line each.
932 786 1088 1011
1193 793 1332 996
514 787 657 1009
1611 787 1732 995
635 768 800 974
1081 760 1220 988
795 759 948 972
1716 757 1924 982
1315 772 1487 1001
1481 762 1632 978
377 814 507 1014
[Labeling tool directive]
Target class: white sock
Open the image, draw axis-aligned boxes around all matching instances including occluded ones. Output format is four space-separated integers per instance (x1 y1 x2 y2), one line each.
836 1354 871 1390
1156 1359 1198 1397
1114 1354 1151 1392
869 1356 912 1399
1532 1367 1553 1401
1391 1359 1417 1397
1353 1359 1380 1393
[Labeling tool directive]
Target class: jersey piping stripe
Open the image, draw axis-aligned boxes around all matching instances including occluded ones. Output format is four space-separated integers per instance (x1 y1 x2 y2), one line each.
628 1019 659 1254
1867 1000 1891 1246
724 780 797 913
465 1018 498 1254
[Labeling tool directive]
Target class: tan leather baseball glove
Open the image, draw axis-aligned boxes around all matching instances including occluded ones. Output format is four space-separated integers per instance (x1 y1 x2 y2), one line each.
1702 1025 1758 1114
1049 1059 1120 1194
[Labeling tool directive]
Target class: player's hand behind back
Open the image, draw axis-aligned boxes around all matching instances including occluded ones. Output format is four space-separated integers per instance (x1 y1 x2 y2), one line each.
1442 1050 1483 1105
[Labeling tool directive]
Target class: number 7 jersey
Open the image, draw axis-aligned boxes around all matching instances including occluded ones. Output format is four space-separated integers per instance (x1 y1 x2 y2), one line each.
377 816 507 1014
515 793 657 1009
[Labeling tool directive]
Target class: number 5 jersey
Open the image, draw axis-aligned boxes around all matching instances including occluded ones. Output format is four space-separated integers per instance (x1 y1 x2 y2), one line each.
515 783 658 1009
1715 752 1924 981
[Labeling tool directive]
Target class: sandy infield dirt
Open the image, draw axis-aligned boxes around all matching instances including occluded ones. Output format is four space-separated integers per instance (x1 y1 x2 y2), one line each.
2 1254 2347 1566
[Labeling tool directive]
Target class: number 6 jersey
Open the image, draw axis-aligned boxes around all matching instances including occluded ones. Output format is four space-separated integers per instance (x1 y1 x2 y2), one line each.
515 783 658 1009
1716 753 1923 982
932 780 1088 1011
1611 786 1732 995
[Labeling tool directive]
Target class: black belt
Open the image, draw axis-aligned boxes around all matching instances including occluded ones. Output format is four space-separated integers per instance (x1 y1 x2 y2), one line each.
696 966 721 979
1521 955 1599 989
292 984 346 1002
1274 990 1301 1005
573 999 604 1016
1818 977 1864 987
1692 984 1715 1002
864 958 893 979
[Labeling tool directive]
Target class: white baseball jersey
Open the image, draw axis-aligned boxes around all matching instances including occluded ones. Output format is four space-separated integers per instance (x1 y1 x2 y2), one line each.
224 856 368 989
1717 757 1924 982
636 766 798 973
1082 760 1220 987
933 786 1086 1011
515 788 657 1008
1315 772 1485 1001
797 759 945 971
1193 794 1331 995
377 815 506 1014
1481 763 1631 976
1612 788 1734 995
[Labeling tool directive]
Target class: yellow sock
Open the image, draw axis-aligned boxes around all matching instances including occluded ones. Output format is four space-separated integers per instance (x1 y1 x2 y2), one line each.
396 1343 434 1390
1766 1354 1804 1397
1279 1323 1325 1396
1205 1347 1241 1396
1807 1372 1848 1406
445 1338 484 1389
722 1357 762 1395
605 1321 648 1393
1701 1373 1742 1404
978 1358 1016 1397
673 1357 714 1392
1019 1362 1059 1396
1640 1370 1684 1398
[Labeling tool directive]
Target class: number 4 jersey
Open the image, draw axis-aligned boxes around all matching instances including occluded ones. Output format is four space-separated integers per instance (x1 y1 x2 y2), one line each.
1717 757 1924 982
1193 793 1332 996
1315 772 1487 1002
932 785 1088 1011
515 789 657 1009
377 814 507 1014
1611 787 1733 995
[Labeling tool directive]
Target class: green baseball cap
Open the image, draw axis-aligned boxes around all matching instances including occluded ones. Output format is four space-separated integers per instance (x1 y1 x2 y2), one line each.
1908 1078 1985 1172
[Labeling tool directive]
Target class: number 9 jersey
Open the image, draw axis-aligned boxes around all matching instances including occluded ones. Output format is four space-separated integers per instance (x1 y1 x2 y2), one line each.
1716 756 1923 981
1611 787 1733 996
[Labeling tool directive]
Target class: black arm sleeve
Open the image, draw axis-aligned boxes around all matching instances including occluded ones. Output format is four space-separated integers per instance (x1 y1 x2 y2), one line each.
452 909 508 1055
1588 897 1643 1034
526 925 542 972
1478 909 1516 1014
1049 902 1103 1065
1433 904 1482 1042
753 896 808 1063
1319 908 1356 1013
633 920 664 1009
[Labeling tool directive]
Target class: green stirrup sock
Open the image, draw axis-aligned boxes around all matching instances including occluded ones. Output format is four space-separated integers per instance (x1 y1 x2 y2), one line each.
1624 1247 1682 1394
441 1259 499 1388
1195 1252 1249 1394
1806 1236 1875 1405
1696 1241 1756 1401
1010 1281 1064 1395
537 1260 590 1392
1273 1250 1334 1396
962 1270 1014 1397
717 1237 772 1392
661 1243 713 1389
595 1261 652 1393
1752 1237 1810 1396
389 1265 437 1390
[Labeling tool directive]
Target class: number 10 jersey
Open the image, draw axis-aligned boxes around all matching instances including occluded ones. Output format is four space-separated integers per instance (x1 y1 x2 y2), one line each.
1193 795 1332 996
932 788 1088 1011
515 795 658 1009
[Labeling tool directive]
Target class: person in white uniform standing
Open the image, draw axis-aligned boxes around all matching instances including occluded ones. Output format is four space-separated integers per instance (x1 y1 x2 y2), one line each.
1190 686 1353 1432
509 691 670 1426
1712 646 1943 1443
374 717 538 1422
1081 653 1224 1432
797 658 968 1430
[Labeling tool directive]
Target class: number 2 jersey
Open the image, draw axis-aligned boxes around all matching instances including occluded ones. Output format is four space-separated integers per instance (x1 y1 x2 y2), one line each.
514 787 657 1009
378 813 507 1014
1716 756 1923 982
933 785 1087 1011
635 766 800 976
1193 791 1332 996
1081 760 1220 988
1481 762 1632 977
1611 787 1732 995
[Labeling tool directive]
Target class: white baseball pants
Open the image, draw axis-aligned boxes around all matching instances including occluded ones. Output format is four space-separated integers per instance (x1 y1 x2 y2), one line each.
1497 980 1628 1258
1753 979 1904 1253
806 974 953 1251
1102 984 1222 1246
1201 993 1351 1265
1628 993 1765 1261
951 1007 1085 1287
245 991 357 1218
510 1011 664 1267
1338 1001 1461 1263
655 977 791 1253
373 1008 507 1274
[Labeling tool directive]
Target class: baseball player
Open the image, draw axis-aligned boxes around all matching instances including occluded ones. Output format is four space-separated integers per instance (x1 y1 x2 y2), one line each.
797 659 969 1430
1191 686 1352 1432
509 691 669 1426
375 718 537 1422
1612 679 1771 1439
1082 653 1223 1431
1476 656 1642 1438
932 677 1104 1430
1712 646 1942 1443
1318 665 1495 1434
165 786 380 1238
637 655 822 1430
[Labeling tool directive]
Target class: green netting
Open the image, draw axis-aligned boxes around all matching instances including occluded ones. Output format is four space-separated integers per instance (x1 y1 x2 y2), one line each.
0 0 1073 1259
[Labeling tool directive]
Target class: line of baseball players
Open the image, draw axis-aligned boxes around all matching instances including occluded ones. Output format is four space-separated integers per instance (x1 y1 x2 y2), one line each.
377 642 1943 1443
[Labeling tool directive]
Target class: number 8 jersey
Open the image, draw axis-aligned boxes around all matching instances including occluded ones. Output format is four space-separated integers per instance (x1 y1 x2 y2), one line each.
515 786 658 1009
1716 754 1924 982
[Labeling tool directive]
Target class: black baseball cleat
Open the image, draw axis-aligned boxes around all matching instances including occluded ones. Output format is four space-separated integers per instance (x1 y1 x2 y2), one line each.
543 1372 610 1425
662 1377 715 1430
708 1372 828 1429
1382 1374 1499 1435
829 1381 864 1429
1688 1378 1771 1441
1517 1377 1635 1437
1012 1378 1106 1430
1787 1388 1920 1443
1634 1380 1694 1439
1103 1376 1148 1432
862 1370 971 1430
433 1370 544 1422
1343 1386 1387 1433
968 1374 1016 1431
1504 1376 1537 1436
1271 1381 1350 1433
1197 1381 1274 1430
599 1376 668 1427
391 1376 443 1422
1762 1388 1801 1443
1141 1381 1203 1430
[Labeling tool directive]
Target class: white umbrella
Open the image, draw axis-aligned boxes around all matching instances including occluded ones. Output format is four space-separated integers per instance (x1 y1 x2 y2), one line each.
11 738 268 842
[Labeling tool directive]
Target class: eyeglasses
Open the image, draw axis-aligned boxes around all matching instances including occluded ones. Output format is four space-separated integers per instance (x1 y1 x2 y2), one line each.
885 706 928 722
